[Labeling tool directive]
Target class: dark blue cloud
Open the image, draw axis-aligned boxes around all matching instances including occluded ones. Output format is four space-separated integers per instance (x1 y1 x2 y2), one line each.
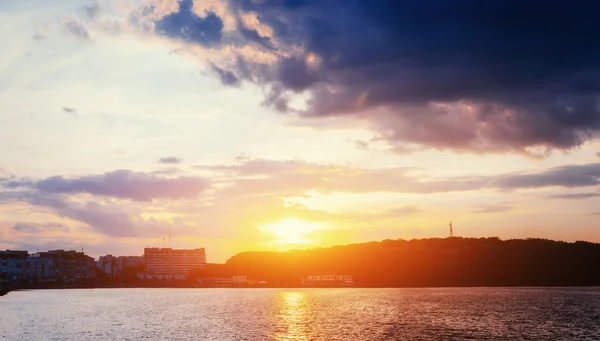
211 64 240 86
212 0 600 153
154 0 224 47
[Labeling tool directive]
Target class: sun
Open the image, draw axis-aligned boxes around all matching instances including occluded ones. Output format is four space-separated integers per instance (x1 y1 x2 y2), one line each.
259 218 323 245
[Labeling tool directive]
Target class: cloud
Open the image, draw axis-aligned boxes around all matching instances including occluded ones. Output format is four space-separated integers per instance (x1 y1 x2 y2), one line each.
199 158 600 195
7 170 209 202
12 222 69 234
32 32 45 41
597 152 600 158
153 0 224 47
158 156 183 164
62 107 79 117
138 0 600 154
489 163 600 189
211 63 240 86
548 193 599 200
473 204 514 214
60 15 91 39
82 2 100 20
1 192 188 238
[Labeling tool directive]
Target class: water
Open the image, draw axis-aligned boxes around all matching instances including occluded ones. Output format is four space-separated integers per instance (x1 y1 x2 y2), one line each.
1 287 600 340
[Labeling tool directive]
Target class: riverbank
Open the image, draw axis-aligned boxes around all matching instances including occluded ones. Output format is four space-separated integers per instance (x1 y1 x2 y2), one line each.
0 288 14 296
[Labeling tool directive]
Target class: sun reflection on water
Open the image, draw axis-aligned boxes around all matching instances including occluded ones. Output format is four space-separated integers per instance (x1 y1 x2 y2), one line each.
272 291 314 341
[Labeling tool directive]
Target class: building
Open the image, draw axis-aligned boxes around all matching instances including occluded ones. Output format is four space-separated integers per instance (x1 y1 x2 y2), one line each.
301 274 353 286
232 275 247 284
29 250 95 283
0 250 28 281
97 254 117 278
115 256 143 272
97 255 144 278
199 277 233 287
143 248 206 277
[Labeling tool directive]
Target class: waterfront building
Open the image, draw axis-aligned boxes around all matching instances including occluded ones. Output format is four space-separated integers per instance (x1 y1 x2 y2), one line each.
232 275 247 284
301 274 353 286
143 248 206 276
28 250 95 282
115 256 143 272
97 255 144 278
0 250 28 281
97 254 117 278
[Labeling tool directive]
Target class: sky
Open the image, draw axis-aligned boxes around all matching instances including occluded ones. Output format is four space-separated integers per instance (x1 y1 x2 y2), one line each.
1 0 599 262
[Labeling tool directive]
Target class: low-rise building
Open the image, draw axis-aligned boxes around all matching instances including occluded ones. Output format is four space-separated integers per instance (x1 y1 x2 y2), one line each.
115 256 143 272
29 250 95 283
97 254 117 278
232 275 247 284
301 274 353 286
97 255 144 278
0 250 28 281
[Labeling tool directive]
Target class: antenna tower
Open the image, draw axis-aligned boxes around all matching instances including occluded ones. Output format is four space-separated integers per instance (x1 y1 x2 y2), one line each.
449 221 453 237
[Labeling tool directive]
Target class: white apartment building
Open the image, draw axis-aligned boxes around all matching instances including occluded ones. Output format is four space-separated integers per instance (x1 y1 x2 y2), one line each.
144 248 206 275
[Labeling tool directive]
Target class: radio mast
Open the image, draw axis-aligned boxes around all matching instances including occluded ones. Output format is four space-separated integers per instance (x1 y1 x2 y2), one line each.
449 221 453 237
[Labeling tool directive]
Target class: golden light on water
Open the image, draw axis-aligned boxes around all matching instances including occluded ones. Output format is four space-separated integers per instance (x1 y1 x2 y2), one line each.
272 291 313 341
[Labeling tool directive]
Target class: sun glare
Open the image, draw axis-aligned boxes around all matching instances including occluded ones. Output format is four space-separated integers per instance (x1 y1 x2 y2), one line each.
260 218 323 245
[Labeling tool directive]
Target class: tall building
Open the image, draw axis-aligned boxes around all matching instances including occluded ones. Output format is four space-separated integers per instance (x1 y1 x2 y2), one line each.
0 250 28 281
28 250 96 282
144 248 206 276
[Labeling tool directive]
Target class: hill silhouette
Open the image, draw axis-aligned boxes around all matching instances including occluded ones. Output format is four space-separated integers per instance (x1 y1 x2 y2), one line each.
214 237 600 287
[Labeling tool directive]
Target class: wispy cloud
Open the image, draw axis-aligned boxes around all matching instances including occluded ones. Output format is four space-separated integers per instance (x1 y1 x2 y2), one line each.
82 2 100 20
60 15 91 40
549 193 599 200
13 222 69 234
62 107 79 117
473 204 514 214
6 170 209 202
158 156 182 165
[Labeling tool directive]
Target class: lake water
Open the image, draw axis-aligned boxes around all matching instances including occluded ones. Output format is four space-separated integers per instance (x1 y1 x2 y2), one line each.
1 288 600 340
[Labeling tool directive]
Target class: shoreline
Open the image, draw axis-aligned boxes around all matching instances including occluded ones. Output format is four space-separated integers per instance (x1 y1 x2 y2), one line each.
0 288 14 296
6 282 597 290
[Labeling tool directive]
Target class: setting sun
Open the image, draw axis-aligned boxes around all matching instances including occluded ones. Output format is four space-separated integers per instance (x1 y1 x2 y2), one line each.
259 218 324 245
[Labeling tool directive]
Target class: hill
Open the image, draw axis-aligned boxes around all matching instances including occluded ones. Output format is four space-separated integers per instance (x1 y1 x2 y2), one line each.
219 237 600 287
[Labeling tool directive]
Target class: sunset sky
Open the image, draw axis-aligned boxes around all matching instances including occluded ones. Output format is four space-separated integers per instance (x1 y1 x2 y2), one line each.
1 0 599 262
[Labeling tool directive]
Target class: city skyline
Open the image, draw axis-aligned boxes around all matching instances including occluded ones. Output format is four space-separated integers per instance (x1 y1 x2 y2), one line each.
1 0 600 263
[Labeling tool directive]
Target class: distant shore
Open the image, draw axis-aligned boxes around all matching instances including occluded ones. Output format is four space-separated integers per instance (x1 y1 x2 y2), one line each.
0 288 14 296
3 283 600 294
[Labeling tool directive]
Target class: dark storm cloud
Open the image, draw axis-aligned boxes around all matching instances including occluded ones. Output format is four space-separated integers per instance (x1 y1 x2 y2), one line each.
154 0 224 47
158 156 183 164
186 0 600 153
6 170 209 202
